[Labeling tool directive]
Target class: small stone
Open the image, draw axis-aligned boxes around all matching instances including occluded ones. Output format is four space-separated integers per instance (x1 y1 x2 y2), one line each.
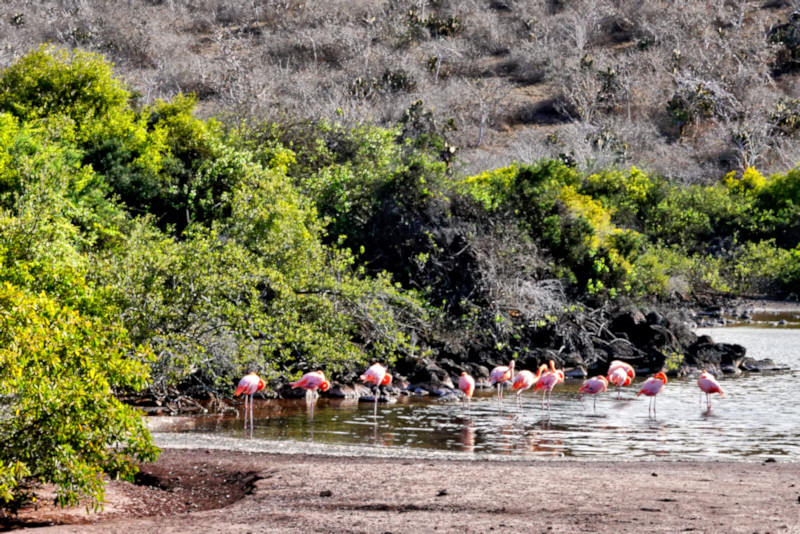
652 472 658 477
320 489 333 497
437 489 448 496
764 458 777 463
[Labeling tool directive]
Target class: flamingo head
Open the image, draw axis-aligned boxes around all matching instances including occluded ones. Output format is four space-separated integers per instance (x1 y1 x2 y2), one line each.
320 380 331 392
257 379 266 391
654 371 668 384
381 373 393 386
509 360 516 371
536 363 549 377
549 360 557 372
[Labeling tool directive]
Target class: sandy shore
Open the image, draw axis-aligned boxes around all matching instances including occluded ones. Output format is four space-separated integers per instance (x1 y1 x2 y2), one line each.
10 446 800 534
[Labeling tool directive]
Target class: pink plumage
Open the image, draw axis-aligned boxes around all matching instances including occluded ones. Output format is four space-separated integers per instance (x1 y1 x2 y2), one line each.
360 363 392 386
637 372 667 397
459 372 476 398
291 370 330 392
698 371 724 396
234 372 264 396
579 375 608 395
608 367 632 387
698 370 724 410
637 371 667 417
511 370 537 392
535 368 561 393
488 360 515 386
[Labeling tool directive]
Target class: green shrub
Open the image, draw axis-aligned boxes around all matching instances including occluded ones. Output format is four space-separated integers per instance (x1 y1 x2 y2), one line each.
0 45 129 140
0 283 158 511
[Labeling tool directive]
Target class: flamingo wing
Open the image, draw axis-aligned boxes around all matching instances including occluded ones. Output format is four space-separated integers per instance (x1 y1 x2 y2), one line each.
235 373 261 396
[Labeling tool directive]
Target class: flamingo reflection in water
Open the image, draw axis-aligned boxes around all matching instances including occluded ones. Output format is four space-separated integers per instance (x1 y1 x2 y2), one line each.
460 421 475 453
234 372 265 434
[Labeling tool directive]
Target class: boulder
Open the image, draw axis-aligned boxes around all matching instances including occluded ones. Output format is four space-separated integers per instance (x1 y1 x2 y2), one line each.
327 383 372 399
740 358 790 372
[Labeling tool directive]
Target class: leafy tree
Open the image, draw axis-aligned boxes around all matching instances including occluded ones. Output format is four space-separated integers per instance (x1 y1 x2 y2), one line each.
0 283 158 512
0 45 129 139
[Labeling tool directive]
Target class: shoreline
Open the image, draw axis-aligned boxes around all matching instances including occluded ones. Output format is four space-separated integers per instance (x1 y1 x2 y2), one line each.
10 446 800 533
149 431 786 464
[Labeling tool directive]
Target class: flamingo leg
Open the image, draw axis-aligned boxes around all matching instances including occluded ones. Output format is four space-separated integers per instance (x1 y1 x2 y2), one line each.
579 394 585 411
617 385 621 400
593 395 597 413
374 384 379 419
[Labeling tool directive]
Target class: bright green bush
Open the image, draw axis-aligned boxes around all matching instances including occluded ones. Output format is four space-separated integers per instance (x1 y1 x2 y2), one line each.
0 283 158 511
0 46 129 139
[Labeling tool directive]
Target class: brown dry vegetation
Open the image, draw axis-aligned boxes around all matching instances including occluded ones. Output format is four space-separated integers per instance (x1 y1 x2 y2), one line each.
2 0 800 181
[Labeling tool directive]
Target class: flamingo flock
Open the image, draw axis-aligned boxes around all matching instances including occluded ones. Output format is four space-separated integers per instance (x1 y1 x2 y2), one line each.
235 359 727 428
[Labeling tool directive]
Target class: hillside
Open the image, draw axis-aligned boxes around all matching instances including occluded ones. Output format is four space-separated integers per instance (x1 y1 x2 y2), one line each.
3 0 800 180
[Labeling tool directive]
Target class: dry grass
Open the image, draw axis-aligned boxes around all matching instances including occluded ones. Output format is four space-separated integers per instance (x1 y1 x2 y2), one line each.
2 0 800 181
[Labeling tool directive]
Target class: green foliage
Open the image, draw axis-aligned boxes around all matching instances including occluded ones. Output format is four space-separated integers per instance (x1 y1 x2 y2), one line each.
0 283 158 511
581 167 655 226
0 45 129 139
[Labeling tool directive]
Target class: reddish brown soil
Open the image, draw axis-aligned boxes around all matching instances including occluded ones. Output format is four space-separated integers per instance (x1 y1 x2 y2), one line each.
5 449 800 533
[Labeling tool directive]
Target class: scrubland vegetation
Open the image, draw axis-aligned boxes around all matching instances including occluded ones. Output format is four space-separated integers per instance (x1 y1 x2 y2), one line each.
5 0 800 179
2 0 800 514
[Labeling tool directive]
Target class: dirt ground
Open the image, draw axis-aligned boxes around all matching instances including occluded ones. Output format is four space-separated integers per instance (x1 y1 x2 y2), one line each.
5 448 800 533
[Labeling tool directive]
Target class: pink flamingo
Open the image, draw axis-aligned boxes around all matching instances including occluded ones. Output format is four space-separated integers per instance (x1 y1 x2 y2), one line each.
607 360 635 399
458 372 476 414
291 370 331 398
360 363 393 416
291 370 330 423
488 360 515 406
637 371 668 417
511 364 547 411
534 361 564 415
578 375 608 412
697 370 724 410
234 372 265 431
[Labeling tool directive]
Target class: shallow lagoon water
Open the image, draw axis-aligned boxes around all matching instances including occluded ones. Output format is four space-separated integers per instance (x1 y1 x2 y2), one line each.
150 326 800 461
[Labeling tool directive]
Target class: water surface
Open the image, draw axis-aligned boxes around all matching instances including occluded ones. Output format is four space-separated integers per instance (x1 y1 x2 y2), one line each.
150 327 799 461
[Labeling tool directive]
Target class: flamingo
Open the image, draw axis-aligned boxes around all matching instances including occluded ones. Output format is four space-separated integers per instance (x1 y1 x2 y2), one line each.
291 370 331 398
534 361 564 415
578 375 608 412
291 370 330 424
511 364 547 411
488 360 515 407
234 372 265 431
360 362 393 416
637 371 668 417
697 370 724 410
607 360 635 399
458 372 476 414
